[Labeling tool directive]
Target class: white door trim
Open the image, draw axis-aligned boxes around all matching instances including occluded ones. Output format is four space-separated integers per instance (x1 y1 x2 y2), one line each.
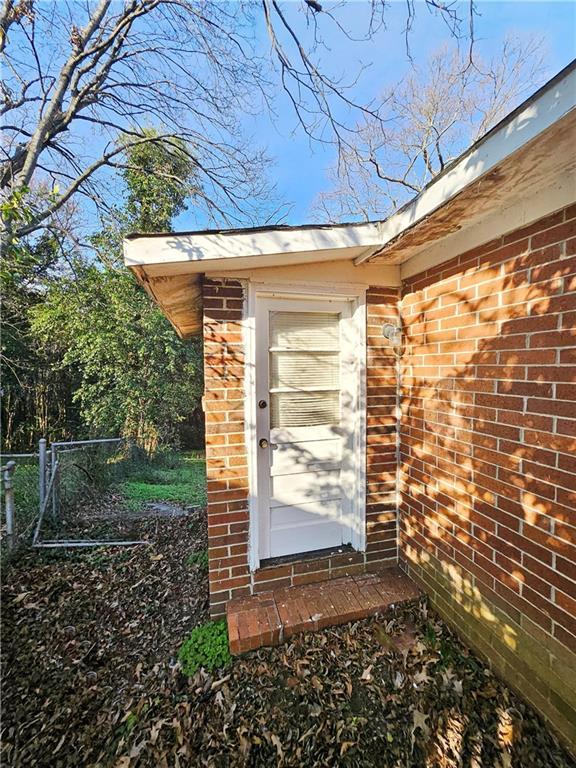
244 280 366 571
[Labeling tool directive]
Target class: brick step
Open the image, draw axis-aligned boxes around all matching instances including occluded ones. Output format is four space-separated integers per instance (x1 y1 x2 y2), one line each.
226 567 420 654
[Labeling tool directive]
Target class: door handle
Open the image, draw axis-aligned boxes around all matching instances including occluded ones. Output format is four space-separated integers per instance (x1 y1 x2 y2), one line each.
259 439 278 449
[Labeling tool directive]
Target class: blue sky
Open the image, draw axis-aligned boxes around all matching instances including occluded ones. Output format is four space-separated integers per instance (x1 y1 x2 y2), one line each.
7 0 574 235
179 0 575 230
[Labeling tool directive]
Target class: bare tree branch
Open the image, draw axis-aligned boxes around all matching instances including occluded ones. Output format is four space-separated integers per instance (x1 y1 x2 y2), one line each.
2 0 476 242
314 36 546 222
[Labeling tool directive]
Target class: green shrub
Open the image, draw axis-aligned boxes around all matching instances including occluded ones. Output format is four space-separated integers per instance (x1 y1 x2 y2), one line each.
186 549 208 569
178 620 231 675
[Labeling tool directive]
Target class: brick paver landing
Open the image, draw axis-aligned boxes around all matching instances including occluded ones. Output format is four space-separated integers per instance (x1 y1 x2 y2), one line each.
226 568 420 654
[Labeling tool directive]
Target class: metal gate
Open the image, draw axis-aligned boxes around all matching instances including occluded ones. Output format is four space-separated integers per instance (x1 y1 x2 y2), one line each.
1 437 147 551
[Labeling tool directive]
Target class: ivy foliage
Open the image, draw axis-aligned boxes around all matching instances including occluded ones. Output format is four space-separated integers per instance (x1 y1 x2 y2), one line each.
124 130 196 234
10 129 203 452
178 620 231 676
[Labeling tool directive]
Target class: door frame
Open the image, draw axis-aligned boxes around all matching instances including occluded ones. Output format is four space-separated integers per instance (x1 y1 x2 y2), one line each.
244 280 367 571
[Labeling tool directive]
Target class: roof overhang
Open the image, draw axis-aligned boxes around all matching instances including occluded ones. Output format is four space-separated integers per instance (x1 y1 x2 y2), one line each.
125 222 390 337
358 61 576 274
124 61 576 338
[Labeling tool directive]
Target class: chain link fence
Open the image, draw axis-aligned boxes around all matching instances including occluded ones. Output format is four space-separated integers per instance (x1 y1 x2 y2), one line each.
1 452 40 558
1 438 148 554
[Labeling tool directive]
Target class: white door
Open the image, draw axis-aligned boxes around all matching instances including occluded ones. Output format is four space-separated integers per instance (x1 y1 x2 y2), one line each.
255 296 361 561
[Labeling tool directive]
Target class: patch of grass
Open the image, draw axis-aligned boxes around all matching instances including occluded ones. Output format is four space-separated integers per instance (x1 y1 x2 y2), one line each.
118 452 206 511
1 458 39 559
121 481 202 509
423 621 438 649
116 710 141 738
186 550 208 569
178 620 231 675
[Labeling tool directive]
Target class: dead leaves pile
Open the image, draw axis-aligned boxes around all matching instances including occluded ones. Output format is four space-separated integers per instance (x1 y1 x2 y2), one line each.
2 515 575 767
1 511 209 768
174 610 572 768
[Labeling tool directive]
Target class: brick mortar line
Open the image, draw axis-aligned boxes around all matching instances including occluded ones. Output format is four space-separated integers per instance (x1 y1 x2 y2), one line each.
400 515 576 597
399 484 574 546
399 444 576 497
400 499 576 559
405 557 576 659
402 535 576 635
400 434 574 477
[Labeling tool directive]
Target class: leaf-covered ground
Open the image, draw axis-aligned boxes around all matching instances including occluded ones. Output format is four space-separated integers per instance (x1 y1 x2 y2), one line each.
2 511 575 768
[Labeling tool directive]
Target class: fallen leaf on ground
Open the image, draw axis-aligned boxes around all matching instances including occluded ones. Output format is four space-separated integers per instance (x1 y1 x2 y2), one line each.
360 665 373 682
2 507 573 768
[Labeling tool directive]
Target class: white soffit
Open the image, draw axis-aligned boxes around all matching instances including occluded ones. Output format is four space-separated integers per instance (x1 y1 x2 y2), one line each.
356 61 576 266
123 62 575 338
124 222 382 276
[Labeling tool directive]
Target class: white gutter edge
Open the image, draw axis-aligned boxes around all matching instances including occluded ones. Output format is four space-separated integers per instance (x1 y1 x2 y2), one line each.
123 221 382 269
355 63 576 266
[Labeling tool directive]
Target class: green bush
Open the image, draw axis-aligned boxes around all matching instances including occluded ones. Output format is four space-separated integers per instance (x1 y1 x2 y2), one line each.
178 620 231 675
186 549 208 569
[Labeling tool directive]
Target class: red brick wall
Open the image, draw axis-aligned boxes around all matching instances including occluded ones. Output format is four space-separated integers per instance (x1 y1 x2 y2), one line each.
203 281 399 614
202 211 576 744
399 206 576 745
366 288 400 564
203 278 251 617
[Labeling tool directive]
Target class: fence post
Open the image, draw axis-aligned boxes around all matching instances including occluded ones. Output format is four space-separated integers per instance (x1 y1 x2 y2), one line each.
50 443 58 521
3 461 16 551
39 438 47 517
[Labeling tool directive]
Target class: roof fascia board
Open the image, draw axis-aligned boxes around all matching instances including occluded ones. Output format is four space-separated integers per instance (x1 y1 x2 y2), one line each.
355 62 576 266
400 172 576 281
124 221 382 270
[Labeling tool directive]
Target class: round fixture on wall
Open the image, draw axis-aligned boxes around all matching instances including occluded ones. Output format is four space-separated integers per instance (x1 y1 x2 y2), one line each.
382 323 402 347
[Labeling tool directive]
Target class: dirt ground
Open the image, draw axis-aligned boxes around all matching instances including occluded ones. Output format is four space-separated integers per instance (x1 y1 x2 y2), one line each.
2 510 575 768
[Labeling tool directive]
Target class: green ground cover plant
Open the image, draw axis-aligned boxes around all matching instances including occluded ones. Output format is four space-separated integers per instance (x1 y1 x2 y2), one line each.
178 619 231 675
118 451 206 510
186 549 208 569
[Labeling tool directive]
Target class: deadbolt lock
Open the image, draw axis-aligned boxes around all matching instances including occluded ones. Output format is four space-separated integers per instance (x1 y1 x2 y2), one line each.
258 399 267 409
259 438 269 449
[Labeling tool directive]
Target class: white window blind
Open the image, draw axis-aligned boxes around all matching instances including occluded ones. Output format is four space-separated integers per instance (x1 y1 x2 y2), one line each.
269 311 340 429
270 311 339 350
271 392 340 428
270 351 339 390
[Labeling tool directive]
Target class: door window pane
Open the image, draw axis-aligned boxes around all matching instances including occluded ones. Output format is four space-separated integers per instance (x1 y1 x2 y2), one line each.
268 310 341 429
270 311 339 350
270 351 339 391
271 391 340 428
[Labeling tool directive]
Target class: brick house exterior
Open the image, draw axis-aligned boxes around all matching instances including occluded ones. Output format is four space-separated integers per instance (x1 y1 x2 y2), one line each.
399 206 576 746
201 207 576 745
203 281 401 617
125 64 576 748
